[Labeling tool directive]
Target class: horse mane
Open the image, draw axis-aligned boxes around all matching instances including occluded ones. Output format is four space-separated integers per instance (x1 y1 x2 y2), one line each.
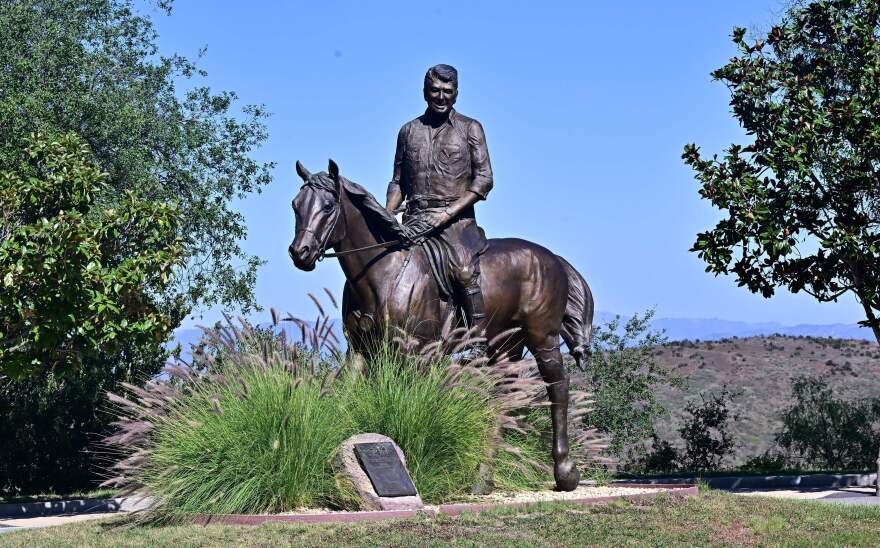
308 172 406 241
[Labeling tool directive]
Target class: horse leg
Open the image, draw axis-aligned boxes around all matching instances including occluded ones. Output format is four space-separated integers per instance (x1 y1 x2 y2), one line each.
529 333 580 491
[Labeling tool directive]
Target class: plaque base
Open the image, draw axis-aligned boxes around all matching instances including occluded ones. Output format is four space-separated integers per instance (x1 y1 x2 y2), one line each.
333 433 424 511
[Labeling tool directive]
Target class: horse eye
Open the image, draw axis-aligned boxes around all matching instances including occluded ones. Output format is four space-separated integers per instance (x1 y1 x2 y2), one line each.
323 203 334 212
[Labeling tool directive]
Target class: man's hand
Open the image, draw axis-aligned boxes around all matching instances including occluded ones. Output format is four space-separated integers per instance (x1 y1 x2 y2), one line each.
401 218 433 245
422 209 451 228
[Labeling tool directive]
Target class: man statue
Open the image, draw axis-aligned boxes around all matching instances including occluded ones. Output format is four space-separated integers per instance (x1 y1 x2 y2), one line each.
386 64 493 350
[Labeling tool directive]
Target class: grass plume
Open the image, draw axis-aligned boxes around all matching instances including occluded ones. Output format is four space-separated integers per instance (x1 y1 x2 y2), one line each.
103 294 607 518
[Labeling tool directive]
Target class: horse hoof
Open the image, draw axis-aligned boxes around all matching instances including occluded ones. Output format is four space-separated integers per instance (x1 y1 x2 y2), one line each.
554 458 580 491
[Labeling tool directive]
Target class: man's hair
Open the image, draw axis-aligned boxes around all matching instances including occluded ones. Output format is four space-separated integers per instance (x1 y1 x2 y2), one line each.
424 64 458 90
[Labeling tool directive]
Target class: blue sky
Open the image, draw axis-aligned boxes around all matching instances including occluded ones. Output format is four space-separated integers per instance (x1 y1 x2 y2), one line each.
144 0 867 329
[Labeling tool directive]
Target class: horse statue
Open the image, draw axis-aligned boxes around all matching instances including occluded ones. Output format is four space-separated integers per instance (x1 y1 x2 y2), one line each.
288 159 594 491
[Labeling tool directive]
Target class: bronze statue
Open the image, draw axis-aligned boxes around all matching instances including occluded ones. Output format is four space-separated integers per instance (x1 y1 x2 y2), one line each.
288 65 594 492
386 64 492 354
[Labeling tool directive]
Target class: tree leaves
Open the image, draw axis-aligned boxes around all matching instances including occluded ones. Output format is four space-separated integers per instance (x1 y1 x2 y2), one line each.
685 0 880 342
0 0 272 317
0 133 184 377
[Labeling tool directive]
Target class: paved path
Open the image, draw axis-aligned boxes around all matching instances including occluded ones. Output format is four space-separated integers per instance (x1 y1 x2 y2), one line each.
0 513 116 535
732 486 880 505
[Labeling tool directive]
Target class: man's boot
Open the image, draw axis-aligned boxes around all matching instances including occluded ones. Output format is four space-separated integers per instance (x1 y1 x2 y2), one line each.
463 283 488 356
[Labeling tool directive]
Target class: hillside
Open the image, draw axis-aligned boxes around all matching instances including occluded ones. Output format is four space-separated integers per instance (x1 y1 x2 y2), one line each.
650 335 880 464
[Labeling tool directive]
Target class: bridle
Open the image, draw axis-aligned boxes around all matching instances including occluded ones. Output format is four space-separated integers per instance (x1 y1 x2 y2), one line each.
295 182 345 262
296 180 432 261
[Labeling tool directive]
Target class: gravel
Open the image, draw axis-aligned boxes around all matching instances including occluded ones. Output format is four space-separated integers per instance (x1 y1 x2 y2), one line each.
451 485 662 505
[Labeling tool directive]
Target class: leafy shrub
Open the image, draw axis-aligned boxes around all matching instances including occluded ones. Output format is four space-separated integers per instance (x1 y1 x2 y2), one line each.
104 307 605 518
0 133 183 377
579 310 681 458
775 376 880 470
677 389 739 472
0 343 165 496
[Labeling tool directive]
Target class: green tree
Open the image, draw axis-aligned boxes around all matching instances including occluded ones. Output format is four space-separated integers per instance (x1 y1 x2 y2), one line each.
678 389 739 472
683 0 880 344
776 376 880 469
0 0 270 494
0 0 272 322
1 133 183 377
579 310 682 457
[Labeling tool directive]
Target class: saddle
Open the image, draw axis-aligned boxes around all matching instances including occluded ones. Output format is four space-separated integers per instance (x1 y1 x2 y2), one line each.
419 235 455 301
399 200 458 302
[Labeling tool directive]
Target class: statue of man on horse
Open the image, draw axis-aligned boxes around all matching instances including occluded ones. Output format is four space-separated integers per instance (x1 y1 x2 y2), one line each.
386 64 493 355
288 65 594 491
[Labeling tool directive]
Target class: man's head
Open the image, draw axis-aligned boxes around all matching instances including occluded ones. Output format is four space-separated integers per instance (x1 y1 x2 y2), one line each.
423 64 458 116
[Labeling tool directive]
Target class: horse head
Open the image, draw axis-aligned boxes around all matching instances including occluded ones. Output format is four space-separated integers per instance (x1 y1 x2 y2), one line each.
289 159 343 271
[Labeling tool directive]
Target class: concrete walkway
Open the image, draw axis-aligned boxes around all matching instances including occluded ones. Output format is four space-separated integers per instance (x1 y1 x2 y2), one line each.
733 486 880 506
0 513 117 535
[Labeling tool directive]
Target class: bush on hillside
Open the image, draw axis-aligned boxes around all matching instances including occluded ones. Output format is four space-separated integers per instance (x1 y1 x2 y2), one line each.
578 310 682 459
775 376 880 470
642 435 680 474
622 388 739 475
678 388 739 472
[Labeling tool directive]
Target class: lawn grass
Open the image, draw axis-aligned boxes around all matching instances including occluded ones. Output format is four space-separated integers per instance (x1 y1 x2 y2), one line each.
3 492 879 547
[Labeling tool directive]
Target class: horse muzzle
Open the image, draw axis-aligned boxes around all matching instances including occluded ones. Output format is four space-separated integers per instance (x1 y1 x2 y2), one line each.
289 238 318 271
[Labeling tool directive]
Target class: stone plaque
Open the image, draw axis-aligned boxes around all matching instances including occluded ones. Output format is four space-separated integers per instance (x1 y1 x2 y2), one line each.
354 442 417 497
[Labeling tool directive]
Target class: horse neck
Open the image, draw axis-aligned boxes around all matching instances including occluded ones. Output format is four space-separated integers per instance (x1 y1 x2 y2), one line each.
332 191 400 292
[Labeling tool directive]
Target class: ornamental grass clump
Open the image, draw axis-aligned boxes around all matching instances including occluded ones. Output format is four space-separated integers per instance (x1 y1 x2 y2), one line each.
104 294 606 518
103 311 350 518
341 345 495 501
340 336 529 502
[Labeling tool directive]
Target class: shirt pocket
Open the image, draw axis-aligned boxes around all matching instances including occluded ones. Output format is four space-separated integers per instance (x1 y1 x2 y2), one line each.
438 143 465 175
405 145 422 165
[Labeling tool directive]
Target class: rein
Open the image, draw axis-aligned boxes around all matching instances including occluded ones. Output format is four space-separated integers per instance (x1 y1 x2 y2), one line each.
319 239 402 260
318 204 419 261
300 184 425 261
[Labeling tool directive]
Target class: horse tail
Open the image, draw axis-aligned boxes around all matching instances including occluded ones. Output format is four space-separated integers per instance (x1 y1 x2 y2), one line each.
557 255 594 372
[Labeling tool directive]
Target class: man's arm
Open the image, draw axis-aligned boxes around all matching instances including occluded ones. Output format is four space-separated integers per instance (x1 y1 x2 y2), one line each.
386 126 406 212
386 185 403 212
466 120 493 199
430 120 493 226
443 191 480 218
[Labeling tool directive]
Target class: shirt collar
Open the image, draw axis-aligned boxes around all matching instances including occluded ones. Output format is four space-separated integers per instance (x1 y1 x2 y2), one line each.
422 108 458 128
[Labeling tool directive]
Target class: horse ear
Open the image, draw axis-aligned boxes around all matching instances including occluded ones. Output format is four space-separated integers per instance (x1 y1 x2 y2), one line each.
328 159 339 181
295 160 311 182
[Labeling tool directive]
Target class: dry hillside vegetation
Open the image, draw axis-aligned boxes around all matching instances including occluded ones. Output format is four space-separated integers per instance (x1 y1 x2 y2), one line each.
650 335 880 465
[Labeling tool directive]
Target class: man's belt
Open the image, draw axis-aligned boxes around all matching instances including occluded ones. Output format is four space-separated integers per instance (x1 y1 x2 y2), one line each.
406 196 457 210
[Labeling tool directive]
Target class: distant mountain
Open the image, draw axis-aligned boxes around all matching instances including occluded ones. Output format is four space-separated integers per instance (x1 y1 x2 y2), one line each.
168 314 875 354
594 312 875 342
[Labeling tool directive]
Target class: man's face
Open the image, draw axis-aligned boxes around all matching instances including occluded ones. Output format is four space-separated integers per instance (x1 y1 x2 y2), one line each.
424 78 457 115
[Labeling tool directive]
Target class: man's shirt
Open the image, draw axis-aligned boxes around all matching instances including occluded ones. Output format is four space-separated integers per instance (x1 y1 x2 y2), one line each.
389 109 493 204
